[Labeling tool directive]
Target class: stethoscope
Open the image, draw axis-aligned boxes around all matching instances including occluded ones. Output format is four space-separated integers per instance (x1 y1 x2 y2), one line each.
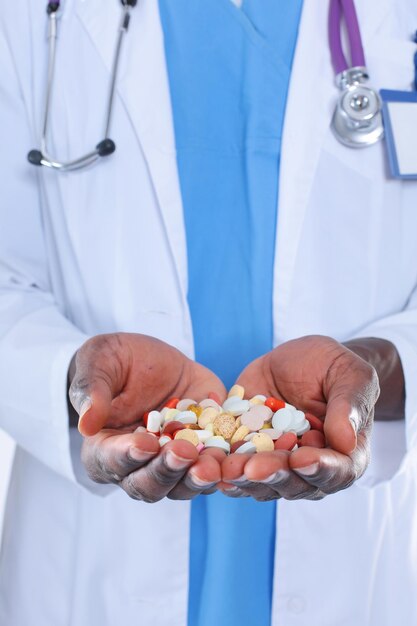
28 0 383 172
329 0 384 148
28 0 137 171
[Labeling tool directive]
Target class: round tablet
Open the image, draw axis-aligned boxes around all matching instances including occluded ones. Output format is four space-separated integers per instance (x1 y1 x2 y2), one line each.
230 425 250 444
213 413 237 439
204 436 231 453
241 405 272 431
174 429 199 446
252 433 274 452
272 408 294 432
222 397 251 416
177 398 198 412
235 441 257 455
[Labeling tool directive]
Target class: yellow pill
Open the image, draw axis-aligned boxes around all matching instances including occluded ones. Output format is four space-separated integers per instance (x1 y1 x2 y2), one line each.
235 417 241 429
164 408 180 422
213 413 237 440
174 429 200 446
205 423 214 434
249 395 266 406
227 384 245 400
198 407 219 429
231 425 250 445
262 421 273 430
188 404 203 418
252 433 274 453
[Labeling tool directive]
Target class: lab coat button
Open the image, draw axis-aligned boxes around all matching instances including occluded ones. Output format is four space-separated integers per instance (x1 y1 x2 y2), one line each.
287 596 306 614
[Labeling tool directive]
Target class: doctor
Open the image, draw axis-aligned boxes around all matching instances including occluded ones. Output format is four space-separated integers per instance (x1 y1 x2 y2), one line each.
1 1 417 625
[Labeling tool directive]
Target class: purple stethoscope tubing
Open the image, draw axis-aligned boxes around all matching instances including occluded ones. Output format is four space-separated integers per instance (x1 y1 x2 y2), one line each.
329 0 366 75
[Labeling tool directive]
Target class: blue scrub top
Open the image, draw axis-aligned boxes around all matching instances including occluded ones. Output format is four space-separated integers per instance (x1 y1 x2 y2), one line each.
159 2 303 624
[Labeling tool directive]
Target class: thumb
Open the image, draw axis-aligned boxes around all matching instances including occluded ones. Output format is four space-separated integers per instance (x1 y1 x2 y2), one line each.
69 374 114 437
324 396 363 456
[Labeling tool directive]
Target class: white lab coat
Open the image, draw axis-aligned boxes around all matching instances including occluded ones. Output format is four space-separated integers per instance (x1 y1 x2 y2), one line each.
1 1 417 624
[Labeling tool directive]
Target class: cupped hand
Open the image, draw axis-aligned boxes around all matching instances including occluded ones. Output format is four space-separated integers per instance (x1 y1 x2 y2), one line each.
69 333 227 502
221 335 380 501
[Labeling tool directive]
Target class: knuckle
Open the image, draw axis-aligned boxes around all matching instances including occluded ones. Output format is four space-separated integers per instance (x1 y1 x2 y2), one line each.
121 473 158 503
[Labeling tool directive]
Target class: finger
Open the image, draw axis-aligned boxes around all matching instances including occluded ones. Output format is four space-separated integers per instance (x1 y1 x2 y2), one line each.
289 433 369 494
70 371 114 436
186 362 228 405
218 482 249 498
324 365 378 455
120 440 198 503
221 452 280 501
81 431 160 483
200 448 228 463
241 451 317 500
167 454 221 500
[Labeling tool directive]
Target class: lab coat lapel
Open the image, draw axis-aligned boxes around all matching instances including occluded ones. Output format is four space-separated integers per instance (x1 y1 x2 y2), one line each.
75 0 189 305
273 0 392 345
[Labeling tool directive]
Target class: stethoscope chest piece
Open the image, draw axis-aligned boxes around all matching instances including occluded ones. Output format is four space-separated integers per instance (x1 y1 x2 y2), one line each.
331 67 384 149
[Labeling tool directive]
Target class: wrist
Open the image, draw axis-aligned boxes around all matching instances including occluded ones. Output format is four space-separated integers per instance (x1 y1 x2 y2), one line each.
343 337 405 421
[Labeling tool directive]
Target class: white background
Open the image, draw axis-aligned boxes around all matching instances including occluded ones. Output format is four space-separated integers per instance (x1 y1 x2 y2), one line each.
0 430 14 537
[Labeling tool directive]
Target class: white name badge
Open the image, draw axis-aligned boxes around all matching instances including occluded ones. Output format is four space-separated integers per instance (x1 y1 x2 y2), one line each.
381 89 417 180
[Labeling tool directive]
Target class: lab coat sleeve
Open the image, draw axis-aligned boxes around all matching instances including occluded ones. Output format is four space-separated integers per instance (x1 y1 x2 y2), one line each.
350 289 417 453
0 15 106 493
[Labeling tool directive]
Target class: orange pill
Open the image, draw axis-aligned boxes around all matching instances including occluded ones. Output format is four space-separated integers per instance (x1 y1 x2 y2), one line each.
265 397 286 412
300 430 326 448
274 432 298 451
305 413 324 433
164 397 180 409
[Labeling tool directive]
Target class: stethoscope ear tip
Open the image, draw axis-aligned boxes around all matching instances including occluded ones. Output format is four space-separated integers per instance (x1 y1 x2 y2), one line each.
27 150 43 166
96 139 116 157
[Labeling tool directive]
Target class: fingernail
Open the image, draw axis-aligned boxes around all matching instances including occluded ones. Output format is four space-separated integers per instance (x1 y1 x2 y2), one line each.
222 486 239 493
293 463 320 477
77 399 92 432
165 450 193 471
349 417 358 435
129 447 157 462
231 475 248 485
187 473 217 489
260 469 289 484
79 398 92 418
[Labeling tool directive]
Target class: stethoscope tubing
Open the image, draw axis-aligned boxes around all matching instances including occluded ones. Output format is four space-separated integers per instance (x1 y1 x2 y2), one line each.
29 0 133 171
329 0 366 75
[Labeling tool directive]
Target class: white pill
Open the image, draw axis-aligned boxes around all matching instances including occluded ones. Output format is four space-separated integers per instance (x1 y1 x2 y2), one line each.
196 430 213 443
134 425 147 433
176 398 197 412
290 410 306 428
285 403 298 412
249 394 267 405
176 411 198 425
260 428 283 440
204 437 231 453
159 435 172 447
222 397 251 415
293 419 311 436
199 399 221 411
147 410 162 433
235 441 257 454
272 408 294 432
291 444 299 451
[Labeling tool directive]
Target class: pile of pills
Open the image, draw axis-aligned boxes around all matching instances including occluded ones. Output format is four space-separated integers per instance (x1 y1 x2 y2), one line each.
139 385 326 455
